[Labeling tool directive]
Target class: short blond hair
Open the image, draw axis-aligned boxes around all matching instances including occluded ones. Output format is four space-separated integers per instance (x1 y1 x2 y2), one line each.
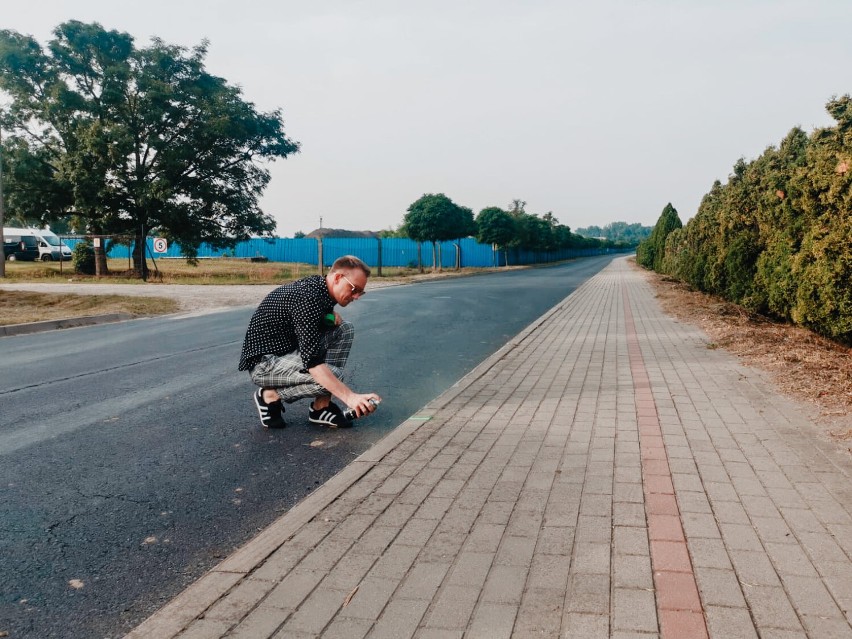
330 255 371 277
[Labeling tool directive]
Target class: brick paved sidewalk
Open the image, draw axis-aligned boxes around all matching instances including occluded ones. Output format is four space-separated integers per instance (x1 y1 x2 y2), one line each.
126 257 852 639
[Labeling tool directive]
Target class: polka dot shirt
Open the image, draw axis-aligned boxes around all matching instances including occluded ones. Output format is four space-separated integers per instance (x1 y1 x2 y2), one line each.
238 275 336 372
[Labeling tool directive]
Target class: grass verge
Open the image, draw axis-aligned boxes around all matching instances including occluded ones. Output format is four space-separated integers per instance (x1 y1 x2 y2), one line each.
0 258 434 285
0 291 180 326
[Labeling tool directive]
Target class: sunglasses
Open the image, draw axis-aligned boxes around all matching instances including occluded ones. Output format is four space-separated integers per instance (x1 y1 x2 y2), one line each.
341 274 366 296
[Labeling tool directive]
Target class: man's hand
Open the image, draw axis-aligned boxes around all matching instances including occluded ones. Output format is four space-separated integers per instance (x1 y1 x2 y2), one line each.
308 363 380 417
345 392 382 418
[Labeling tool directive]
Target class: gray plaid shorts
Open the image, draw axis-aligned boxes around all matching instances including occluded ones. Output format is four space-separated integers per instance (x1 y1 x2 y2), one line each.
249 321 354 403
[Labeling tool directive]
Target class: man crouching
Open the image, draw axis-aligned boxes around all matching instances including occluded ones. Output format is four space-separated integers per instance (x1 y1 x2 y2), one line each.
238 255 381 428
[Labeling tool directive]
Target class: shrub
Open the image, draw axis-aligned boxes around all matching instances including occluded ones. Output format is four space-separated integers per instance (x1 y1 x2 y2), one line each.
791 215 852 343
72 240 96 275
637 203 681 272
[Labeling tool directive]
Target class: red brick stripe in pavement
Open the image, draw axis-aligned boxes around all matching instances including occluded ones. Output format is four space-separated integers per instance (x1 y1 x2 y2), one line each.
623 287 710 639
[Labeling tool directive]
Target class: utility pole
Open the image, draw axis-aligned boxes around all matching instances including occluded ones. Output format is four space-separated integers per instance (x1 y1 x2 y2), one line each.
0 126 6 278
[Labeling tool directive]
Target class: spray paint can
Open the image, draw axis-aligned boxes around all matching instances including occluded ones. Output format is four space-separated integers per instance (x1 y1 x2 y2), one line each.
343 398 380 421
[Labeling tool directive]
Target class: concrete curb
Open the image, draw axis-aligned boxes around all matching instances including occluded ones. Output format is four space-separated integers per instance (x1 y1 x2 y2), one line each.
0 313 138 337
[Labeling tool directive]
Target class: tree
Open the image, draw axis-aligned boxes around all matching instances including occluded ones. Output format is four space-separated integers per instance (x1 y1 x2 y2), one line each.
636 203 681 271
378 225 407 238
0 21 299 277
506 199 534 250
402 193 474 271
0 136 73 225
475 206 515 266
576 221 652 245
576 224 604 239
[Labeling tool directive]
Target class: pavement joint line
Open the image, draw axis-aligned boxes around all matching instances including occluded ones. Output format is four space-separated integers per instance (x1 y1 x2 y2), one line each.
623 283 710 639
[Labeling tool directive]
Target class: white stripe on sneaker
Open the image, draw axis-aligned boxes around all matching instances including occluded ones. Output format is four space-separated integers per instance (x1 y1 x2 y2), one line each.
308 401 351 428
254 389 284 428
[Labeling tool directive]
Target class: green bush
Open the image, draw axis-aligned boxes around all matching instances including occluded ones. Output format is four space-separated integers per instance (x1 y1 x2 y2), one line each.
791 214 852 342
753 239 796 319
637 203 681 272
72 240 96 275
656 96 852 345
722 231 761 306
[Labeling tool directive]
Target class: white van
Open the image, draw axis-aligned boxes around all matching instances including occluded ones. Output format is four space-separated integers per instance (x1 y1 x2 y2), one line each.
3 227 73 261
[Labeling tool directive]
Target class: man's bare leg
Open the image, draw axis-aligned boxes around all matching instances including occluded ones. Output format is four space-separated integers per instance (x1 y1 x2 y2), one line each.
312 394 331 410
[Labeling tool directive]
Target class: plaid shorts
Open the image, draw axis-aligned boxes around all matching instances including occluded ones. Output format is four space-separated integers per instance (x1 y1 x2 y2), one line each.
249 321 354 403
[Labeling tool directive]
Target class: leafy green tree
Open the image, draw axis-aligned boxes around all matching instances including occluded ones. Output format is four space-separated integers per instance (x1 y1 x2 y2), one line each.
553 223 576 249
475 206 515 265
539 212 561 251
577 221 652 245
402 193 474 271
0 21 299 277
506 200 540 250
378 224 407 238
0 136 73 225
512 212 543 251
576 224 604 238
496 198 599 254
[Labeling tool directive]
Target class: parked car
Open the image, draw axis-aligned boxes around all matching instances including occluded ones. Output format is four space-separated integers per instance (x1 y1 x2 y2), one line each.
3 231 40 261
3 227 72 261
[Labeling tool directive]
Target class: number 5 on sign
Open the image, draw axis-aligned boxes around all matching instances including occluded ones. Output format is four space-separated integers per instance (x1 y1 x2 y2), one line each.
153 237 168 253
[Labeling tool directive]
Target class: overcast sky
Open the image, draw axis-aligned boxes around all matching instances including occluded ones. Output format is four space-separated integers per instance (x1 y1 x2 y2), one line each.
4 1 850 236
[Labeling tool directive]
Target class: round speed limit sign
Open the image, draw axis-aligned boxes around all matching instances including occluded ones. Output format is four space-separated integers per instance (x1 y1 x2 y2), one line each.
153 237 168 253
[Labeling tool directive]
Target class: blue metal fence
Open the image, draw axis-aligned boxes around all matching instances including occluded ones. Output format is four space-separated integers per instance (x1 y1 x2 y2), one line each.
61 236 620 268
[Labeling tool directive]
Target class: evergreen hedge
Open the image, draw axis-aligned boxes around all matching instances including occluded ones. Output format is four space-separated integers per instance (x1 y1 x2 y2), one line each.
636 203 682 270
639 96 852 344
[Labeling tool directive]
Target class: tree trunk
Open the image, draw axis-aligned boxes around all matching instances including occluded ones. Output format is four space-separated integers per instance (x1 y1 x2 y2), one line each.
132 229 148 280
94 240 108 277
87 220 109 276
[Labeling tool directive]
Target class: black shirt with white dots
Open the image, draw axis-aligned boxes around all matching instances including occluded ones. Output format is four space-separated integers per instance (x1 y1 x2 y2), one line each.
238 275 336 372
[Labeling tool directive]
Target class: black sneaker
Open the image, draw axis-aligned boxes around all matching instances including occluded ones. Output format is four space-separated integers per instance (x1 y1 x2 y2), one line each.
308 401 352 428
254 388 285 428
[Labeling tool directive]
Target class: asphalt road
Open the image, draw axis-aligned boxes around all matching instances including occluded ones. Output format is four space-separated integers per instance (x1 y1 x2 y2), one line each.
0 254 619 638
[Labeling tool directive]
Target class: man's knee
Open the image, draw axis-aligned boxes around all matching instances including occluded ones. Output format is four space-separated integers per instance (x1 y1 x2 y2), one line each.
326 320 354 349
336 320 354 340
